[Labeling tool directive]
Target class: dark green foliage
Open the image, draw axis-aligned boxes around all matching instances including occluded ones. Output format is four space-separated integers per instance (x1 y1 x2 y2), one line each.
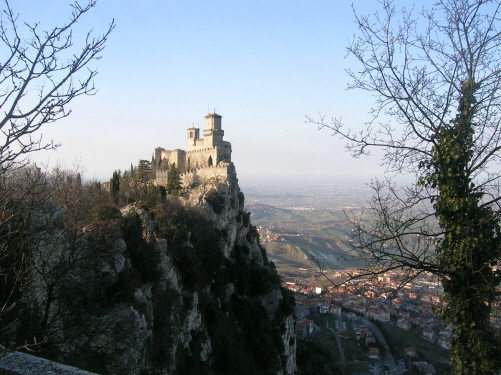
260 245 269 263
155 198 186 243
172 248 202 291
154 199 223 291
174 343 205 375
237 244 250 256
420 81 501 374
106 267 142 306
231 295 283 370
243 211 251 226
246 226 260 246
159 185 167 199
136 159 151 184
245 263 279 296
151 286 180 368
228 244 279 297
94 204 122 221
201 291 284 375
110 170 120 204
296 340 337 375
238 191 245 206
143 183 159 211
279 286 296 316
121 213 143 250
166 163 182 194
121 213 161 283
205 188 225 214
150 197 288 375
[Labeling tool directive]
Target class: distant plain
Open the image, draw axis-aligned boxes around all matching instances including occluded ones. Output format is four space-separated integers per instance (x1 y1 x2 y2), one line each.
242 181 373 277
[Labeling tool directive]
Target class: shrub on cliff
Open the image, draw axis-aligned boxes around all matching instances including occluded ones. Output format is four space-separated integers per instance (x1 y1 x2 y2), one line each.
154 199 223 291
205 188 225 214
121 212 161 283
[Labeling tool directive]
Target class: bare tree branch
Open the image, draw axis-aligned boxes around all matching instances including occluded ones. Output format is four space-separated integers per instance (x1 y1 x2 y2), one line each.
0 0 115 176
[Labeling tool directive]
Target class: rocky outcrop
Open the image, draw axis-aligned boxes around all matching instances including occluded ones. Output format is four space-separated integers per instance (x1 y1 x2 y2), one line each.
7 162 295 375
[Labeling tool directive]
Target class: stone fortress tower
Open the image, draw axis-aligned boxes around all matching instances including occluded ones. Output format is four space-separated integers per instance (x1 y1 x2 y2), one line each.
151 113 232 186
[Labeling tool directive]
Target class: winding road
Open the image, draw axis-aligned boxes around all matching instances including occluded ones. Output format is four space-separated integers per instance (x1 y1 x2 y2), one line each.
361 318 400 375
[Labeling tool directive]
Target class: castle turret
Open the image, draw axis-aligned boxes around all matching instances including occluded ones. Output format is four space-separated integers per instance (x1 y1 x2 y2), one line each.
203 113 224 147
187 127 200 148
205 112 222 131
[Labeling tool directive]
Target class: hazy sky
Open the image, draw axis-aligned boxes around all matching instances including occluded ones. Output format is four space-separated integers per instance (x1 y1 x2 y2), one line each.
17 1 430 185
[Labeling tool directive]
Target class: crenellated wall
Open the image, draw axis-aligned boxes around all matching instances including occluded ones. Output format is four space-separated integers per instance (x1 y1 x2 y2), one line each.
180 162 231 189
151 113 231 185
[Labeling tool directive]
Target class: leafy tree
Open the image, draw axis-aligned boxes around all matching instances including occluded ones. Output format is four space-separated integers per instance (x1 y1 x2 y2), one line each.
425 81 501 374
309 1 501 374
205 188 225 214
110 170 120 204
143 183 159 210
159 185 167 199
136 159 151 184
166 163 182 194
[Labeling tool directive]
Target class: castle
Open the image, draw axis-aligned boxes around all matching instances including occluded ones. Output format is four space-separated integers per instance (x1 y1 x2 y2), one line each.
151 112 232 186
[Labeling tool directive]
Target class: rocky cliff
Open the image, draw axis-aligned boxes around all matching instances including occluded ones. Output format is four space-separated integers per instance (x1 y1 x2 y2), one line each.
7 163 296 375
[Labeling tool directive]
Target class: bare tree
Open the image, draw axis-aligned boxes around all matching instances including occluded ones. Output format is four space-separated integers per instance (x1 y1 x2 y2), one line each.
0 0 114 176
29 168 120 340
0 166 123 353
0 166 49 353
309 1 501 373
0 0 113 354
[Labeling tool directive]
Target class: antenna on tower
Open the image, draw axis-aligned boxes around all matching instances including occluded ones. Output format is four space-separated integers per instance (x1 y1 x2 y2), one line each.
207 104 209 114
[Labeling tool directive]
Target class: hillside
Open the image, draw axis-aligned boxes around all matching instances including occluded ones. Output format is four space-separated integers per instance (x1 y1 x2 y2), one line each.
0 164 296 375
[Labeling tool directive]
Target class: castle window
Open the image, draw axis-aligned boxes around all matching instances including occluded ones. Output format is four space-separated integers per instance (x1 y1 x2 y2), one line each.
208 156 213 167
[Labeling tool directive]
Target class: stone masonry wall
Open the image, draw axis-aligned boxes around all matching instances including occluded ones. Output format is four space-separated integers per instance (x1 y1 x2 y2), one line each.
0 352 98 375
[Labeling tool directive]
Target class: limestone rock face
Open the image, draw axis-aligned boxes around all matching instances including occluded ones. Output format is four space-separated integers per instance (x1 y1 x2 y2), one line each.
18 162 295 375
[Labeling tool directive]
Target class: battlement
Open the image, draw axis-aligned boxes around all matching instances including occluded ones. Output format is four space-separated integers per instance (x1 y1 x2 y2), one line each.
186 147 217 154
151 113 231 187
179 162 231 187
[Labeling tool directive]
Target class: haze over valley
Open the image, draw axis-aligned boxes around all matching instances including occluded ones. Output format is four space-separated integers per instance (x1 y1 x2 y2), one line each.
243 181 372 275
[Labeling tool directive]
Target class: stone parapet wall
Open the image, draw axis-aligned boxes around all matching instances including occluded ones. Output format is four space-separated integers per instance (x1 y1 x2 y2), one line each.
0 352 98 375
180 163 230 187
186 148 217 171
